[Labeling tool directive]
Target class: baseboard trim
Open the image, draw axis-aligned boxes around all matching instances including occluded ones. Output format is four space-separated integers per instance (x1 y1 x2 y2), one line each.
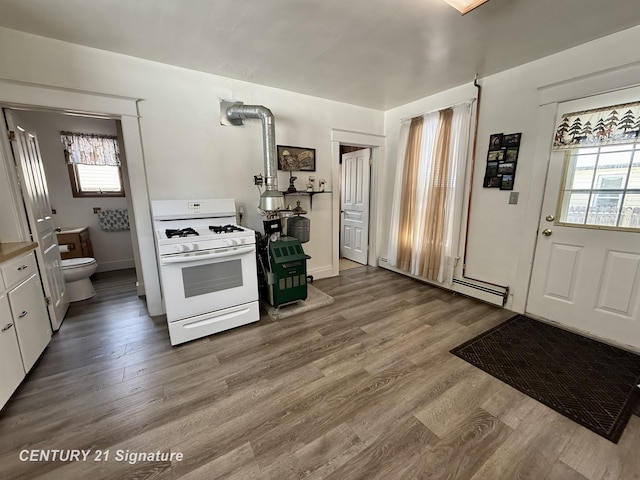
378 258 506 307
95 259 135 273
308 265 334 280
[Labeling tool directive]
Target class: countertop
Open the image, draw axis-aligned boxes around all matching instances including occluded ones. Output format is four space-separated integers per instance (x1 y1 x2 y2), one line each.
0 242 38 264
56 227 88 234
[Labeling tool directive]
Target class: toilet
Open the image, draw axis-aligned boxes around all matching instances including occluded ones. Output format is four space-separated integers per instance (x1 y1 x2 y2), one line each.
60 257 98 302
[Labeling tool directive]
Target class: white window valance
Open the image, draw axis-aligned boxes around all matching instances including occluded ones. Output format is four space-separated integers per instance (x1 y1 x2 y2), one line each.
552 101 640 150
61 131 121 166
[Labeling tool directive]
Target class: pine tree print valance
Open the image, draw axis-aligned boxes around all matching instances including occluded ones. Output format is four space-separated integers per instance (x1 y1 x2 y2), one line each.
552 101 640 150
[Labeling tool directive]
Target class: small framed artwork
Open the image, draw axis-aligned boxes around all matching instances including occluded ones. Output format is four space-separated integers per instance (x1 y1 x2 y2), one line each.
497 162 515 175
489 133 503 151
500 174 514 190
487 150 505 162
503 133 522 147
484 175 502 188
485 161 498 177
277 145 316 171
505 147 519 163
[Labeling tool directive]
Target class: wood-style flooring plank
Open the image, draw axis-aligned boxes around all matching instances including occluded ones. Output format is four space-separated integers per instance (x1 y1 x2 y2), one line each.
323 415 438 480
0 267 637 480
545 461 591 480
404 408 513 480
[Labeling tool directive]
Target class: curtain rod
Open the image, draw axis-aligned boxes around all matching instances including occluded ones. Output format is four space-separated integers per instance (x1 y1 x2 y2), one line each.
399 97 477 123
60 131 117 139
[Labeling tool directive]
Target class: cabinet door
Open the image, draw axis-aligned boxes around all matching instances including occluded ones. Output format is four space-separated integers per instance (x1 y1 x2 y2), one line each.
9 275 51 372
0 294 26 409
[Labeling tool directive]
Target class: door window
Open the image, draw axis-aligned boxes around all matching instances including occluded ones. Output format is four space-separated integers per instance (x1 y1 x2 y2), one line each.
558 143 640 230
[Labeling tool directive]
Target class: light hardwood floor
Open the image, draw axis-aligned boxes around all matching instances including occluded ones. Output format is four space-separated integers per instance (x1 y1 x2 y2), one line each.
0 266 638 479
339 258 363 271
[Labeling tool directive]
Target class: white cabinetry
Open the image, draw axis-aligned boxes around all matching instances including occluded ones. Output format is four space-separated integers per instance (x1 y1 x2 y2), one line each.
9 274 52 372
0 293 25 409
0 249 51 410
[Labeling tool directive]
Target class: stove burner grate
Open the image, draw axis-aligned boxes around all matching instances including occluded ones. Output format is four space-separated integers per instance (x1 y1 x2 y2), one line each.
209 224 245 234
166 228 199 238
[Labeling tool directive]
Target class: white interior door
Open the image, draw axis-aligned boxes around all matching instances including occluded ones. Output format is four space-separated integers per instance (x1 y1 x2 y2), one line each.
340 148 370 265
527 88 640 351
5 111 69 331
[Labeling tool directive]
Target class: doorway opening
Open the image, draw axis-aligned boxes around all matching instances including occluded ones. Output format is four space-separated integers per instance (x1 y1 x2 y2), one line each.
330 129 385 277
2 107 142 330
339 145 371 272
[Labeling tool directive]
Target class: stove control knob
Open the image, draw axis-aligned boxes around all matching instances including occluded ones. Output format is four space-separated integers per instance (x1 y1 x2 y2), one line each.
185 243 195 251
174 244 186 253
231 238 240 246
224 239 233 246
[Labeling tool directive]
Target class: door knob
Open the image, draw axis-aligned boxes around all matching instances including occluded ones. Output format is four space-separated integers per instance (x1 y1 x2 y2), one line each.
545 214 555 222
542 228 552 236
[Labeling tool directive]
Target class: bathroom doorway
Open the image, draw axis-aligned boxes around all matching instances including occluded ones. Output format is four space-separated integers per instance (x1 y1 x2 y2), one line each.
3 108 141 329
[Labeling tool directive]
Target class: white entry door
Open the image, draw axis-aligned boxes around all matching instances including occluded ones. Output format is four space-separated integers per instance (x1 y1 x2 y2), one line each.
340 148 370 265
527 88 640 351
5 111 69 331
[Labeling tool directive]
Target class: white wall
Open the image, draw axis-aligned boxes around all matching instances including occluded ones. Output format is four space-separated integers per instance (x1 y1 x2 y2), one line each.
11 111 135 272
3 24 640 315
381 25 640 312
0 27 383 279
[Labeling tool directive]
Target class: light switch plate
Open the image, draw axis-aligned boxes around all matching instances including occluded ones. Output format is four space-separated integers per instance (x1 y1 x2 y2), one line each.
509 192 519 205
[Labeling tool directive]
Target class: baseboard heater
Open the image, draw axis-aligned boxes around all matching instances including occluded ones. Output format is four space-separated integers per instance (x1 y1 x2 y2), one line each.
378 258 507 307
451 278 507 307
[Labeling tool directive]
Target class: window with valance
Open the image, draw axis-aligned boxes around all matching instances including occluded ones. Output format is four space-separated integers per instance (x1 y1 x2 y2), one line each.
60 131 124 197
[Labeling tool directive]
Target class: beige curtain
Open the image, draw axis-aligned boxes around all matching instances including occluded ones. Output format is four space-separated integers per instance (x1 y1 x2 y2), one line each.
396 116 423 271
388 101 472 284
419 108 452 280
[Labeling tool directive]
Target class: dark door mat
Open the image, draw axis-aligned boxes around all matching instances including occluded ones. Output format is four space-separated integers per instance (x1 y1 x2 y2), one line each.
450 315 640 443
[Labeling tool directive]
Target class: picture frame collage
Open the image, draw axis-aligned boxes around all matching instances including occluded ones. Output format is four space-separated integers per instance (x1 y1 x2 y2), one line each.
483 132 521 190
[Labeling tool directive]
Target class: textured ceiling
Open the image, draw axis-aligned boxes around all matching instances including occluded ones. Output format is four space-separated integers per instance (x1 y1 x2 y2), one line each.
0 0 639 110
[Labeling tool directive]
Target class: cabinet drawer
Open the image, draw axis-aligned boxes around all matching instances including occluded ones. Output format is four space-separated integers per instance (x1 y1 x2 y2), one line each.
0 294 25 410
1 252 37 290
8 274 51 373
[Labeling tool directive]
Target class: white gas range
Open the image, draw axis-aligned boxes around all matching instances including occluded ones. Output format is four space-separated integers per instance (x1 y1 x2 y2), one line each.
152 199 260 346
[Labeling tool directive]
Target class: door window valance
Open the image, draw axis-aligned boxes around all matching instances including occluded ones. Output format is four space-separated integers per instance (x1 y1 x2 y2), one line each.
552 101 640 150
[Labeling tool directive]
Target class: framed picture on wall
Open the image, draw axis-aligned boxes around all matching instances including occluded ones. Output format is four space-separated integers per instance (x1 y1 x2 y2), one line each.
277 145 316 171
505 147 519 162
489 133 503 151
503 133 522 147
487 150 505 162
497 162 515 175
484 175 501 188
500 174 514 190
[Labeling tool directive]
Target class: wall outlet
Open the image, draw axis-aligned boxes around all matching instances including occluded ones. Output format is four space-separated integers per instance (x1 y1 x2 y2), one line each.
509 192 519 205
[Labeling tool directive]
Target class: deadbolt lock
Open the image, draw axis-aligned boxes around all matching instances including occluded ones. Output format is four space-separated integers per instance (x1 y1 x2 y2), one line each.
545 214 555 222
542 228 552 236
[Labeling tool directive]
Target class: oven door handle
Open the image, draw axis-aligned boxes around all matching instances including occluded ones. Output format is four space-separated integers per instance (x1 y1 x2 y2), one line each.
161 245 255 264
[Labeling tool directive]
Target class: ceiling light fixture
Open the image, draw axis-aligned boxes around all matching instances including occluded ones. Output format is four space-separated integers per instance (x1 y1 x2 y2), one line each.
444 0 490 14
